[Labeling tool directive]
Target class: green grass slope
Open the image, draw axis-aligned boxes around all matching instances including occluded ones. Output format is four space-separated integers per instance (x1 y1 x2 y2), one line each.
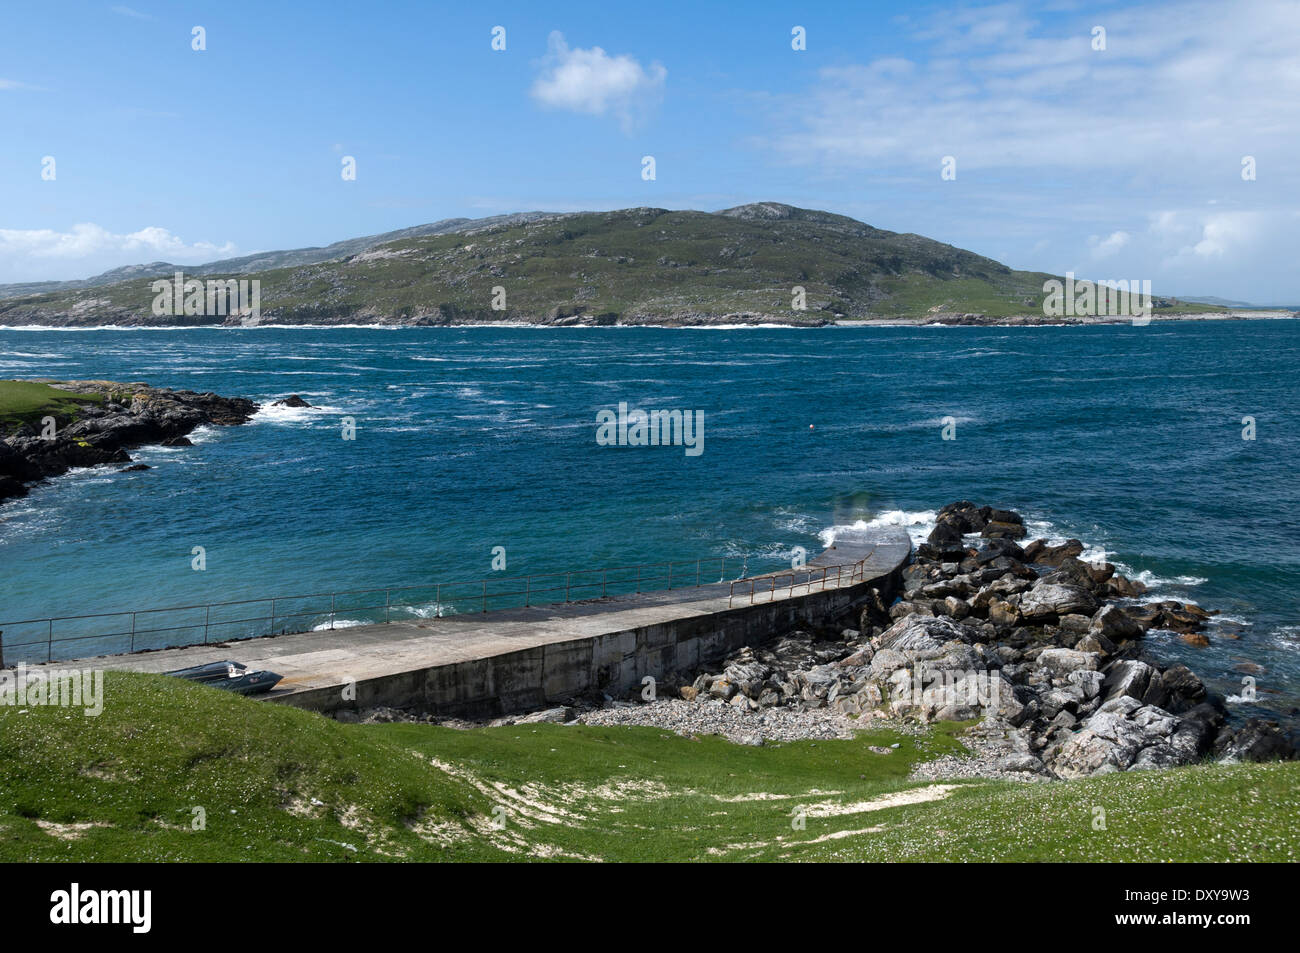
1 672 1294 862
0 380 103 432
0 204 1219 327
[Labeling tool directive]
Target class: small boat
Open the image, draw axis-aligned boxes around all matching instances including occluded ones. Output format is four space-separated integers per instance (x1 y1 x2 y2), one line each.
165 660 283 695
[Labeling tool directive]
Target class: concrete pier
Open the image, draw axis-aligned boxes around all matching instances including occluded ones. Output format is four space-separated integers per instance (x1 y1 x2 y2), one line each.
43 528 910 717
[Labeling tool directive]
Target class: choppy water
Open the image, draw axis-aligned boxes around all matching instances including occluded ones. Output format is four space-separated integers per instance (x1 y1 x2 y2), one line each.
1 322 1297 722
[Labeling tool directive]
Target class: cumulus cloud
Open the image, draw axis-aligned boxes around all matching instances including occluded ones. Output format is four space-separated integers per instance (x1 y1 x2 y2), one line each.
0 224 237 283
760 0 1300 300
1088 231 1130 259
772 0 1300 174
530 31 665 131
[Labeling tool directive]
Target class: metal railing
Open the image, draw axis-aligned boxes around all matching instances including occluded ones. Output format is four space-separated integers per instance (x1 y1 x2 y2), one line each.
0 548 880 666
726 547 876 608
0 555 737 664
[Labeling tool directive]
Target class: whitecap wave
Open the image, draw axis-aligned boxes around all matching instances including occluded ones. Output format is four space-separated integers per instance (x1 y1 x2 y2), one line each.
819 509 937 549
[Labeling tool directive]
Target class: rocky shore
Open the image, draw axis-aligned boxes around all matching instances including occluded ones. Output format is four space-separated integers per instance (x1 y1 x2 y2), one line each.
379 501 1297 781
0 379 257 504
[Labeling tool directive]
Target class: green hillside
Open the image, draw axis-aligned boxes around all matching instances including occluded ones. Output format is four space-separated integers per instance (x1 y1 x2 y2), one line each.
1 672 1294 862
0 204 1215 327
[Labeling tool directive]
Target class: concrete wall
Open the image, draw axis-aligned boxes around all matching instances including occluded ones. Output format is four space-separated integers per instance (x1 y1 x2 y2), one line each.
274 555 907 719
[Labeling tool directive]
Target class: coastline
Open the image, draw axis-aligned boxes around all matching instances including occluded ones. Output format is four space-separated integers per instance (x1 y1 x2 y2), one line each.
0 379 257 504
0 309 1294 331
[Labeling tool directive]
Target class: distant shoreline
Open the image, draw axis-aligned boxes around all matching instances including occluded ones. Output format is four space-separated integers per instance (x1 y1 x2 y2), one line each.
0 310 1294 331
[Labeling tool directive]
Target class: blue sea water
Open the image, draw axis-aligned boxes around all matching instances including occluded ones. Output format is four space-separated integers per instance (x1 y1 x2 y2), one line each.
1 321 1297 721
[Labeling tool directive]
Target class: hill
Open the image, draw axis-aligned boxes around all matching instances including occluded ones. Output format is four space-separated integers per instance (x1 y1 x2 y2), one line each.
0 203 1211 327
1 671 1295 862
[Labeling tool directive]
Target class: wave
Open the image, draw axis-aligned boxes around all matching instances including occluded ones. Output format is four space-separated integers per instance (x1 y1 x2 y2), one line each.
251 402 343 424
819 509 937 549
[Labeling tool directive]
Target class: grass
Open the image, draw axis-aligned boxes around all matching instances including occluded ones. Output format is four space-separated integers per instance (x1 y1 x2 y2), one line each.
0 206 1225 326
0 380 101 433
1 671 1295 862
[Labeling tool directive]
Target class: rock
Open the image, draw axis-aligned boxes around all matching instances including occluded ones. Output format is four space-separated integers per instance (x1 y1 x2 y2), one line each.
160 436 192 447
729 693 758 712
878 615 977 657
988 599 1022 627
517 706 575 724
272 394 312 408
1159 664 1207 713
723 660 771 699
935 500 987 534
1090 604 1144 642
1107 573 1148 598
679 685 699 702
889 600 935 621
1180 632 1211 647
1215 719 1298 763
975 537 1026 564
1101 659 1168 709
981 520 1027 540
708 678 737 701
1052 698 1183 779
1037 648 1099 677
1058 613 1092 634
927 521 964 546
1018 582 1099 621
1075 632 1116 658
1024 538 1084 566
119 463 151 472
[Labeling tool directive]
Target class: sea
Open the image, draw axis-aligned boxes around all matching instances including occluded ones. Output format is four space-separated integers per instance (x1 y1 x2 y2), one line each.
1 320 1297 722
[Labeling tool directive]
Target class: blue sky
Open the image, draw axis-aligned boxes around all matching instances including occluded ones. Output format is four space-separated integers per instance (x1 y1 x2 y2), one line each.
2 0 1298 301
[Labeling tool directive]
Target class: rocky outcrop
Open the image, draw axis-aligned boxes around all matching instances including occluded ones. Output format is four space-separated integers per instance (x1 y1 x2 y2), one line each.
648 502 1295 779
0 379 257 504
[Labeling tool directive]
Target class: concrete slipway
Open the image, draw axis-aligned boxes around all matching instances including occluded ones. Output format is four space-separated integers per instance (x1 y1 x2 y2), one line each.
46 528 911 718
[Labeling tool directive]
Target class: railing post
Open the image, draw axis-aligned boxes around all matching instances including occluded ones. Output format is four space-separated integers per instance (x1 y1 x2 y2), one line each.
565 573 570 602
636 566 641 594
602 569 607 598
48 619 53 662
270 598 277 635
525 576 531 608
696 560 701 587
329 594 335 631
667 562 673 591
435 584 441 617
130 611 137 653
384 589 391 623
203 605 211 643
482 580 487 613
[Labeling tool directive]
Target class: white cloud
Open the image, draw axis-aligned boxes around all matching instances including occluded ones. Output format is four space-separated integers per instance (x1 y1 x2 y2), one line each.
773 0 1300 174
0 224 237 283
530 31 665 132
110 5 153 20
0 79 42 91
1088 230 1130 259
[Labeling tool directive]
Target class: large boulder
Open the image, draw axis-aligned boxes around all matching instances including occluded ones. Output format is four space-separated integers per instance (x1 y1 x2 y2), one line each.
1090 604 1144 642
1101 659 1169 709
877 615 978 657
1018 582 1099 621
1051 697 1185 778
1037 647 1099 677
